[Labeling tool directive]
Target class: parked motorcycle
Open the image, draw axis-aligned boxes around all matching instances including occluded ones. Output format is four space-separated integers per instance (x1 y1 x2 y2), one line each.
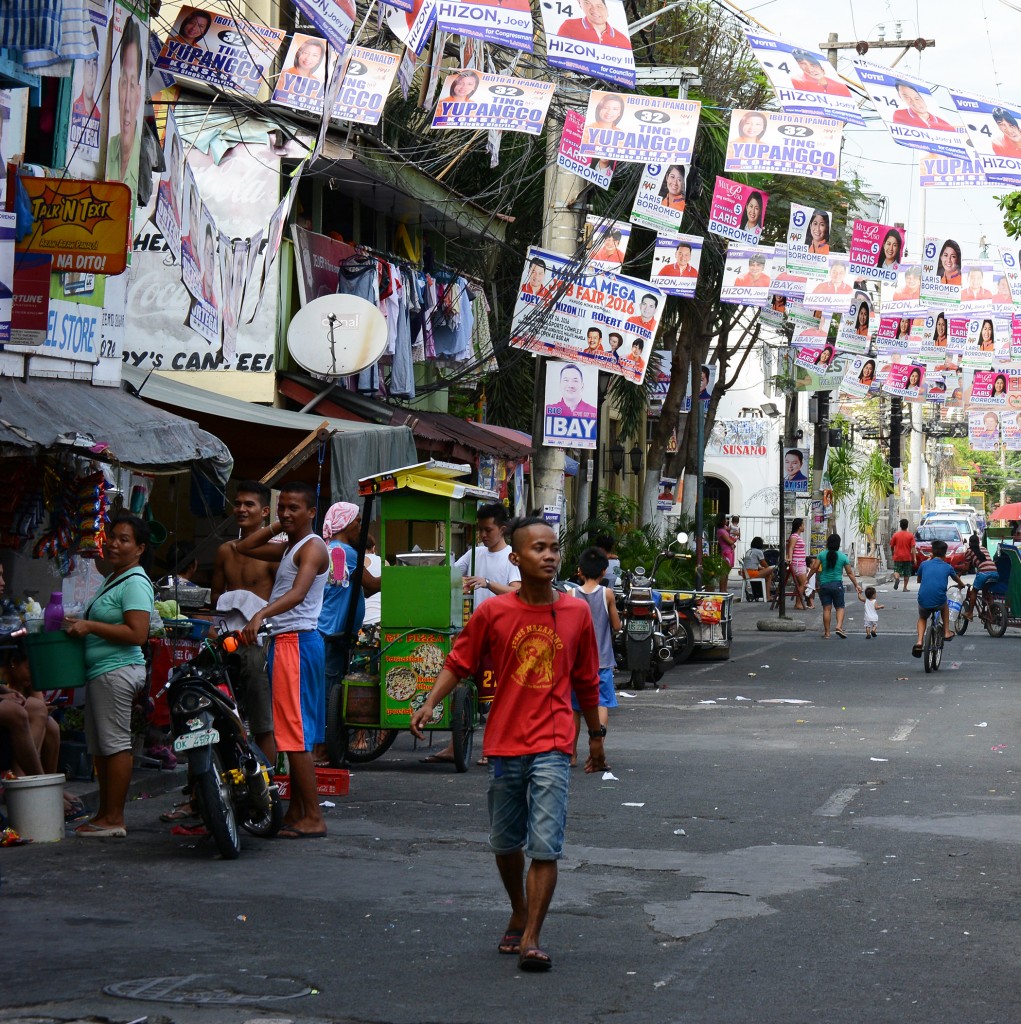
158 630 282 858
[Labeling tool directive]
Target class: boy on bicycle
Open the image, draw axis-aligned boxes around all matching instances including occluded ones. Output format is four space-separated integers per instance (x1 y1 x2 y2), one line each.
963 534 999 621
913 539 964 657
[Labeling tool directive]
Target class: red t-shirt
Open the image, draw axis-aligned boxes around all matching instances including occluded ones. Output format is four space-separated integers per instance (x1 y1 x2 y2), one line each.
890 529 916 562
444 592 599 757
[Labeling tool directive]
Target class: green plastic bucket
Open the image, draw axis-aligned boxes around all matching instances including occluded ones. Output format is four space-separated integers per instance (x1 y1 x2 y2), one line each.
24 632 87 689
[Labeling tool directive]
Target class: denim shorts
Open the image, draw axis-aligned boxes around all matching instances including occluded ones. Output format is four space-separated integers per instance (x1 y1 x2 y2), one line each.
487 751 571 861
974 570 1000 591
818 581 845 609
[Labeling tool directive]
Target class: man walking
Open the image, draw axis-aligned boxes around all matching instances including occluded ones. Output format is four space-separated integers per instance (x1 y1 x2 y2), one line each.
411 518 607 972
890 519 917 592
240 482 330 839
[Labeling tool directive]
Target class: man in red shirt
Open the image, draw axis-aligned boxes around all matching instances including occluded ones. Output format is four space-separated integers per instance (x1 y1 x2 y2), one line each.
411 518 606 973
557 0 629 48
890 518 917 592
659 241 698 278
892 83 956 132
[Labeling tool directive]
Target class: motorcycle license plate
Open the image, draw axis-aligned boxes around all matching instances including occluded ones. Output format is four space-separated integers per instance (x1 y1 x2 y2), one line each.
173 727 220 752
628 621 653 638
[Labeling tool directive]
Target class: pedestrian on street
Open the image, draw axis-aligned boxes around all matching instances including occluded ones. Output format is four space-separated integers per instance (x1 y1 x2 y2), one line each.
786 518 813 609
890 519 917 591
808 534 861 639
410 517 606 973
858 586 884 638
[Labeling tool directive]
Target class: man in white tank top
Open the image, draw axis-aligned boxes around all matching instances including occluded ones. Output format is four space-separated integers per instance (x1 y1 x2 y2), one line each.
239 482 330 839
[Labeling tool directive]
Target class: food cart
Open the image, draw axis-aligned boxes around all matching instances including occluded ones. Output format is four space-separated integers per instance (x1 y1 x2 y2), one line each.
325 461 499 772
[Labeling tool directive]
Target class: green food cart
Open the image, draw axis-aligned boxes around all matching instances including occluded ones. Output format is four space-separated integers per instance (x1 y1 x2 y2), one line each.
325 461 499 772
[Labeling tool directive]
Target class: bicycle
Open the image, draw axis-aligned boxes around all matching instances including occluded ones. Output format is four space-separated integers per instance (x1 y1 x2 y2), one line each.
952 582 1007 638
922 606 947 674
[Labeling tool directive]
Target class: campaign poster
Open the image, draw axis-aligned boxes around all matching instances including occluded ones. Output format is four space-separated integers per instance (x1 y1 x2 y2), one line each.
998 246 1021 307
542 360 598 450
795 352 845 392
585 215 631 270
650 234 701 297
0 88 27 207
790 313 831 348
180 164 202 295
334 48 400 125
720 243 773 307
725 108 842 181
835 289 874 353
509 245 665 385
707 176 768 245
783 447 809 493
743 30 863 126
647 350 671 414
804 254 855 312
883 361 925 399
877 315 919 355
155 109 184 260
851 60 968 159
272 33 331 114
540 0 635 89
786 203 831 278
431 70 554 135
67 15 108 178
921 235 963 308
629 163 686 235
959 260 998 317
293 0 356 52
970 369 1013 408
794 343 837 373
949 90 1021 187
436 0 533 51
217 231 241 362
962 316 1011 366
923 371 949 404
577 91 701 165
919 150 988 188
185 205 220 346
882 264 924 317
840 355 879 398
0 212 14 344
557 109 613 191
770 243 807 301
848 219 904 283
1002 411 1021 450
970 409 1000 450
156 7 285 96
106 4 148 199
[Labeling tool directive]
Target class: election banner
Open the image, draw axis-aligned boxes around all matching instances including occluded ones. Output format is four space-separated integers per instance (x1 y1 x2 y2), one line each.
180 164 202 296
877 315 921 356
790 314 830 348
586 215 631 270
991 265 1017 312
185 204 220 347
67 10 108 179
835 289 874 353
743 30 864 126
795 352 845 392
155 109 184 260
804 254 855 312
708 177 768 245
949 90 1021 187
959 260 998 317
783 447 810 493
272 33 331 114
431 70 554 135
725 109 842 180
786 203 831 278
436 0 533 51
1003 411 1021 450
333 48 400 125
1013 313 1021 360
557 110 613 191
840 355 879 398
543 360 598 450
998 246 1021 307
962 316 1011 366
510 246 664 385
794 343 837 373
848 219 905 283
0 212 13 344
577 92 701 165
540 0 636 89
106 2 147 202
923 371 949 404
970 369 1013 408
970 409 1000 450
650 234 701 297
720 243 773 307
851 60 968 159
921 235 963 308
919 150 988 188
629 163 686 235
156 8 284 95
647 351 671 414
883 361 925 399
882 264 924 317
770 243 808 300
293 0 355 52
387 0 436 55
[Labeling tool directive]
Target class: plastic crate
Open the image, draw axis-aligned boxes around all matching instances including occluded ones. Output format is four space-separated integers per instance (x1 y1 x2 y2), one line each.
275 767 350 800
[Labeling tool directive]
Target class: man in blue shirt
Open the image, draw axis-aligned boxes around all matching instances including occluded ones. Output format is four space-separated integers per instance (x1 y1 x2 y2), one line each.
913 539 964 656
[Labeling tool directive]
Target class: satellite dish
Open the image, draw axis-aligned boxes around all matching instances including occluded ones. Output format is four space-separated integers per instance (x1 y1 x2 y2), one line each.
286 294 388 377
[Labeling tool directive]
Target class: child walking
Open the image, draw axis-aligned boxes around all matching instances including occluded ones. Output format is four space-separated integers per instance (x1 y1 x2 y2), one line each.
572 546 621 767
859 586 884 638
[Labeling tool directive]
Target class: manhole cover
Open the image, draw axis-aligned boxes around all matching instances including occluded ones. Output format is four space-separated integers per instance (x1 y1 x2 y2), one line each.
104 974 313 1005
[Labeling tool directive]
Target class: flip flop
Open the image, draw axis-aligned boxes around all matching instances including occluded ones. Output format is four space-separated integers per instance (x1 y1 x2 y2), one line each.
160 804 199 823
74 822 127 837
477 756 489 766
835 629 847 639
498 929 523 955
419 754 454 764
278 826 328 839
911 644 923 658
518 946 553 972
943 633 954 642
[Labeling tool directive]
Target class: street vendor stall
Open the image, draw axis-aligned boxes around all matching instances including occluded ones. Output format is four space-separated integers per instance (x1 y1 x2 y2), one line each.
325 461 498 772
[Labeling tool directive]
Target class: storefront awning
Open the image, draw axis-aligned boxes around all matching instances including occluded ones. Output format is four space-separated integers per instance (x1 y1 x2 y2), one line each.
0 376 233 480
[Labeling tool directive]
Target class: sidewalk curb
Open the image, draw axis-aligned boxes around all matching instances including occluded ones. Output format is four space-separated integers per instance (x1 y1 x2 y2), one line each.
67 765 186 815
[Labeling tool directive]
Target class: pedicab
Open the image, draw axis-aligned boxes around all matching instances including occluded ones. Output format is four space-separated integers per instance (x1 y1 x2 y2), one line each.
324 461 498 772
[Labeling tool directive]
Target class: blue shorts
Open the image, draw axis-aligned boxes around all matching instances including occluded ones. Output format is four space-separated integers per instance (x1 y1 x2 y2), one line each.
974 571 1000 591
571 667 618 711
487 751 571 861
267 631 326 753
818 581 845 608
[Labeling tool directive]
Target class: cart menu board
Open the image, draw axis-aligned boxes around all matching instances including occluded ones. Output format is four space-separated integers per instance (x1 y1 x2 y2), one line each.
380 630 453 727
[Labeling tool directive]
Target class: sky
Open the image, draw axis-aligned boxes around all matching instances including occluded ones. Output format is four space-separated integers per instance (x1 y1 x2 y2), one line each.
735 0 1019 260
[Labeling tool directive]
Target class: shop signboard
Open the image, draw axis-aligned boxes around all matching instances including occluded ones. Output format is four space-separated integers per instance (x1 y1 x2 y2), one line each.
380 629 453 727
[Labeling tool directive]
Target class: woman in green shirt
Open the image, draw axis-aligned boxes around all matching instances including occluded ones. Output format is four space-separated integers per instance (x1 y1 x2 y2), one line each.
65 515 154 837
809 534 862 639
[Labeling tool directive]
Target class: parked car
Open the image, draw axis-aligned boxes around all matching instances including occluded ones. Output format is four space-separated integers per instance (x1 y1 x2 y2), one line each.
920 511 979 540
913 523 970 572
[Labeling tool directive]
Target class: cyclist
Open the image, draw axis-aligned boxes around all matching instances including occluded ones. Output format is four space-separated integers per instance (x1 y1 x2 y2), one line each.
963 534 1000 621
913 539 964 657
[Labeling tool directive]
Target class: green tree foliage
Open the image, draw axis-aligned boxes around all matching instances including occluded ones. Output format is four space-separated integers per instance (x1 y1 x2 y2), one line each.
997 191 1021 239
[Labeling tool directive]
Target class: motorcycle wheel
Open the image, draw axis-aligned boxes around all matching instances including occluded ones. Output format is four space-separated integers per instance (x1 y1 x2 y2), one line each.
239 743 284 839
672 620 696 665
630 668 646 691
193 750 241 859
985 598 1008 638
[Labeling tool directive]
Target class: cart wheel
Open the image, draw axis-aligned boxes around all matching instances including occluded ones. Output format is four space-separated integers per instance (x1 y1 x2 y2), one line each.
450 684 474 773
343 727 398 764
986 598 1008 638
325 683 346 768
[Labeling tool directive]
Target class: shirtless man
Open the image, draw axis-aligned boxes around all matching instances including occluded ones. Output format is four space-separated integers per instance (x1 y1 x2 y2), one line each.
212 481 277 760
